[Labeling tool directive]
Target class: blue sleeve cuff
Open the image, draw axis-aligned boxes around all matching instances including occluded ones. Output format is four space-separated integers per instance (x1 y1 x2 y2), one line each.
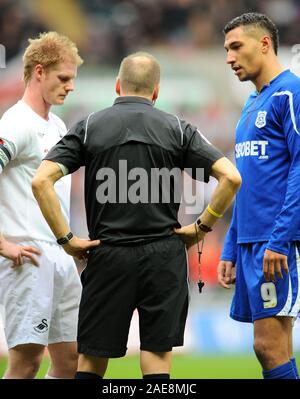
220 249 236 263
265 242 290 257
220 256 236 263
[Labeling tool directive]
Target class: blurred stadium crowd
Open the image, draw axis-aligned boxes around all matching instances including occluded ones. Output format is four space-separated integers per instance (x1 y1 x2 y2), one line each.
1 0 300 64
0 0 299 286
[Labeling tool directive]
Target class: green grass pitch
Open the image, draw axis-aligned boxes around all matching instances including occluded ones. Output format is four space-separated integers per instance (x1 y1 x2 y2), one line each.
2 353 298 379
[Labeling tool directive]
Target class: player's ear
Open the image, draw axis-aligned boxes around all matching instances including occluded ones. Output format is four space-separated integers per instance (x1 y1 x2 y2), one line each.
152 84 160 102
34 64 44 82
116 78 121 95
261 35 271 54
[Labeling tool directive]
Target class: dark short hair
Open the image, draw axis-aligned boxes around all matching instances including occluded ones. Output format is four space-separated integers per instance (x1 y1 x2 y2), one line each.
223 13 279 55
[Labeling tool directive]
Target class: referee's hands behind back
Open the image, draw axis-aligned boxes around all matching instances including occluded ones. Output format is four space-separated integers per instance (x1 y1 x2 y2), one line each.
62 235 100 261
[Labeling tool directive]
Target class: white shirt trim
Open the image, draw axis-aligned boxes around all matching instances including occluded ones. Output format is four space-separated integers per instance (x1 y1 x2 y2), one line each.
174 115 184 146
289 246 300 315
196 129 212 145
56 162 69 176
272 91 300 135
84 112 94 144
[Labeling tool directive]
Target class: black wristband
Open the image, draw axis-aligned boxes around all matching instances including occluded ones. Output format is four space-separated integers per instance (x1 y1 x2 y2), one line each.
57 231 73 245
196 219 212 233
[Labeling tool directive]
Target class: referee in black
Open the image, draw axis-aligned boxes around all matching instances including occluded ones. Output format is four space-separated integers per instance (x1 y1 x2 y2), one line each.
32 52 241 379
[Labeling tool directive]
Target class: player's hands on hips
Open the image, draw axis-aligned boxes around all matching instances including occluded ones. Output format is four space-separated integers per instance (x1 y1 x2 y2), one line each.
0 237 41 267
174 223 206 249
62 236 100 260
263 249 288 282
217 260 236 288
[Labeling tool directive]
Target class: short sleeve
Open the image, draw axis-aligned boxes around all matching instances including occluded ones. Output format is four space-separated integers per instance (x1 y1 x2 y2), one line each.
182 121 223 182
44 119 85 173
0 114 29 161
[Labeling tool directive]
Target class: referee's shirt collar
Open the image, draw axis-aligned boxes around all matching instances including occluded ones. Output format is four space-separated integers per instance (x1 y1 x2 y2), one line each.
113 96 154 107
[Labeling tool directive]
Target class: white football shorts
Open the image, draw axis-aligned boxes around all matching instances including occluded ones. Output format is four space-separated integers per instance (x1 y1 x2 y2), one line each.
0 240 82 349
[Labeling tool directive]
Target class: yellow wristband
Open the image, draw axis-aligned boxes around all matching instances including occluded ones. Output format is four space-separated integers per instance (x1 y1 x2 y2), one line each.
207 204 223 219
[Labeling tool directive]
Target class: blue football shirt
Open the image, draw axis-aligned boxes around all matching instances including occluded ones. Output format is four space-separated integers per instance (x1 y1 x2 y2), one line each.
222 70 300 260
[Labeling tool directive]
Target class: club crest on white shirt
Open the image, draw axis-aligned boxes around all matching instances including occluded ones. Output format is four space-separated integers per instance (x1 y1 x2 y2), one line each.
255 111 267 128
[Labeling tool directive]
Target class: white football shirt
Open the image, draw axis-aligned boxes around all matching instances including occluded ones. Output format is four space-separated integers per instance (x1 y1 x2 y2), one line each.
0 100 71 242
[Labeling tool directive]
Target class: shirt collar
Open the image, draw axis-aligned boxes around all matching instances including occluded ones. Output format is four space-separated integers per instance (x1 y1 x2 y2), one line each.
113 96 154 107
269 69 290 85
256 69 290 95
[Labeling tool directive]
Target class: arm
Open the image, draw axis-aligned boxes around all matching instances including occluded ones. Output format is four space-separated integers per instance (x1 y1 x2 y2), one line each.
175 157 241 247
201 157 241 226
262 155 298 282
0 125 40 266
220 202 237 263
267 160 300 255
32 160 100 259
264 91 300 281
218 202 237 289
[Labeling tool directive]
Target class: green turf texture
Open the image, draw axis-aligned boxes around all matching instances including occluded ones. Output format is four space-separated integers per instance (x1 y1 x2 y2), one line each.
2 353 296 379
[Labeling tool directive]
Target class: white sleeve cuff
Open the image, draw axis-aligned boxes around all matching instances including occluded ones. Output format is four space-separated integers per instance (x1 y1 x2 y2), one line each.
56 162 69 176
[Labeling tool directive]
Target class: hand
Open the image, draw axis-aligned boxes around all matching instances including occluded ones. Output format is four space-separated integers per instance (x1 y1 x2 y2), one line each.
217 260 236 289
174 223 205 250
0 238 41 267
263 249 288 282
62 236 101 260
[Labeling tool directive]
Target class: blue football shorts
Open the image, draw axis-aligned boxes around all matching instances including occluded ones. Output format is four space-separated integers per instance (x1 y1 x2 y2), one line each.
230 241 300 323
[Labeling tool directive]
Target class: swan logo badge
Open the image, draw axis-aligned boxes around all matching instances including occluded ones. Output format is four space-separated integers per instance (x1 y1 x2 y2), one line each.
34 319 48 333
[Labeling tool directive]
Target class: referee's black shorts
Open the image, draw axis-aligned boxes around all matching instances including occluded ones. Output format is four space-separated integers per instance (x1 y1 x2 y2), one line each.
77 235 189 358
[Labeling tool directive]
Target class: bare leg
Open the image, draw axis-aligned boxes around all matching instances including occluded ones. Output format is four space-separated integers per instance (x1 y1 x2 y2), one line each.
253 316 292 370
140 350 172 376
77 353 109 377
5 343 45 379
47 341 78 378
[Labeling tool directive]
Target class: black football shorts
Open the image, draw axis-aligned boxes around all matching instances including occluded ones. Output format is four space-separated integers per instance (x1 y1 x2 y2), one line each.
77 235 189 358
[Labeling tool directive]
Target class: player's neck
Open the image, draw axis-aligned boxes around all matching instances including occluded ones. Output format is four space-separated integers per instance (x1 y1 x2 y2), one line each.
253 58 283 93
22 86 51 121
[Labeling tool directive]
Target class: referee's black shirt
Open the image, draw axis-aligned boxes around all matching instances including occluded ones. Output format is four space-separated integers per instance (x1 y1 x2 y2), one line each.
46 96 223 245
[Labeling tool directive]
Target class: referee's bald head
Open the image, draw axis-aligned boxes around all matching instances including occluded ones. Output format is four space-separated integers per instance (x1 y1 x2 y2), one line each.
117 52 160 97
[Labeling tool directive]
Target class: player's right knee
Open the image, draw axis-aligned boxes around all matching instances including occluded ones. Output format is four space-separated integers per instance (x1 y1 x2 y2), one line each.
253 339 267 361
7 358 41 379
253 338 286 368
51 352 78 377
21 362 40 378
61 353 78 374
